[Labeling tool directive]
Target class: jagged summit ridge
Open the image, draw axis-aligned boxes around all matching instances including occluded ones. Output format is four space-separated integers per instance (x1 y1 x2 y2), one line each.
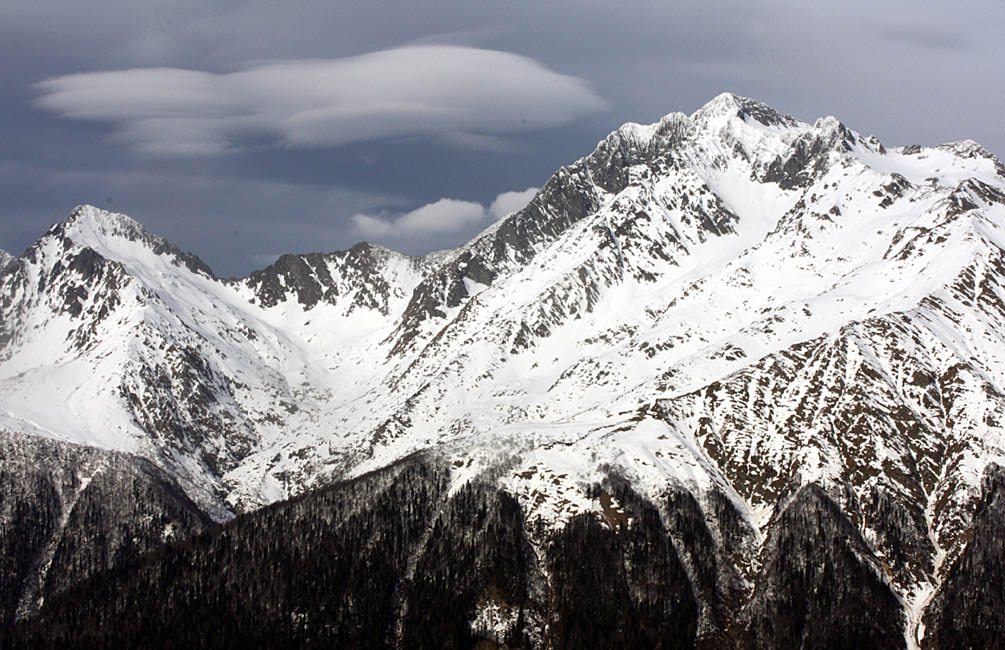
243 241 432 314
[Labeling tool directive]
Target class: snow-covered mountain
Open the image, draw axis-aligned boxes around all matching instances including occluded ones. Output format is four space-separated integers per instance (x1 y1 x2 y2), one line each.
3 93 1005 647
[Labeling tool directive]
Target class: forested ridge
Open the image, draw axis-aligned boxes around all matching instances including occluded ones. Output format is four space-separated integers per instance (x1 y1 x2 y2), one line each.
5 452 1001 649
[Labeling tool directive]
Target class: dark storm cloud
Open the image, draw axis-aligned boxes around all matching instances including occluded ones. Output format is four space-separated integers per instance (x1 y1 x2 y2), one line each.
2 0 1004 275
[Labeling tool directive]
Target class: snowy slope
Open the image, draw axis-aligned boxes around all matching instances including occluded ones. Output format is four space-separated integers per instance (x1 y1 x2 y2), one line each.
3 93 1005 644
0 208 432 512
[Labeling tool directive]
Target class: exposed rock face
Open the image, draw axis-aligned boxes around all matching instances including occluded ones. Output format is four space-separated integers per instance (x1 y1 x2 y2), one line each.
2 93 1005 646
244 242 429 314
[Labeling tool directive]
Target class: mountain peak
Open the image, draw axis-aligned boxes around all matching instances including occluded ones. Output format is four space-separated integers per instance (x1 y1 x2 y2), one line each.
0 249 13 272
346 239 419 264
597 93 763 152
696 91 747 114
939 139 1004 164
52 205 215 278
692 92 798 128
592 92 788 158
60 204 146 240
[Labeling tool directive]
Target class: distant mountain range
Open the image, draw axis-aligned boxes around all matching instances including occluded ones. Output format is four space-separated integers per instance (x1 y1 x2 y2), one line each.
2 93 1003 648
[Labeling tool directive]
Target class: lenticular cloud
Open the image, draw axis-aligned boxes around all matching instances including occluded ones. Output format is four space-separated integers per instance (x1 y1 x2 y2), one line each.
34 46 608 156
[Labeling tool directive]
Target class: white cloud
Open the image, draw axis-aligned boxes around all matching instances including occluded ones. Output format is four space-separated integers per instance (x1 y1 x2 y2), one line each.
353 187 538 241
351 214 398 239
395 199 485 235
34 45 607 156
489 187 538 219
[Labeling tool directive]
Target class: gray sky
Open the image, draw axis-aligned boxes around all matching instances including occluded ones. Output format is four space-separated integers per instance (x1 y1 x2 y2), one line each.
2 0 1003 276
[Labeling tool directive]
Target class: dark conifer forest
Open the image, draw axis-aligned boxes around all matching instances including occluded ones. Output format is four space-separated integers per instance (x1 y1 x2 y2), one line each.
3 446 1003 649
